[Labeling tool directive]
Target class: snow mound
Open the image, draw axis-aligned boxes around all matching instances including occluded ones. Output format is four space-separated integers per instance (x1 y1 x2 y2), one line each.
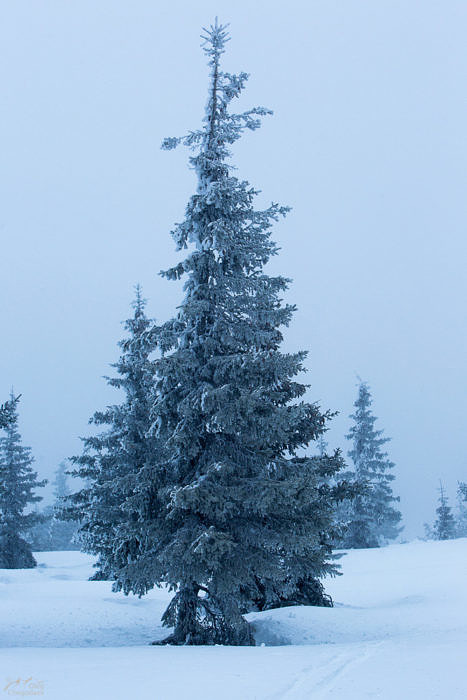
250 538 467 646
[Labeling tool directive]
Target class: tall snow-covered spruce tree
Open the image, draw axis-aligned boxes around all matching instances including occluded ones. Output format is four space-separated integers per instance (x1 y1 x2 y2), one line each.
0 394 46 568
112 21 351 646
341 381 402 548
64 286 158 578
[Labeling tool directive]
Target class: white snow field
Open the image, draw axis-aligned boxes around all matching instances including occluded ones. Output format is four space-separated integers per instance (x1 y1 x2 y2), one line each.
1 539 466 699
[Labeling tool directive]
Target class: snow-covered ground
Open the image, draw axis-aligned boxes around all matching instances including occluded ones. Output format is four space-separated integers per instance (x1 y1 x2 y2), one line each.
1 540 466 699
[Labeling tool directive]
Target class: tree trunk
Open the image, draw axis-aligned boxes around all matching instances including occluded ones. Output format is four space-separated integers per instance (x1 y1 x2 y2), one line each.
153 584 254 646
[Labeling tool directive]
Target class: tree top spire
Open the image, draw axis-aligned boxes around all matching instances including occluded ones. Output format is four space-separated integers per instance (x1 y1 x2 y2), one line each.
200 18 230 66
132 283 147 316
161 21 271 161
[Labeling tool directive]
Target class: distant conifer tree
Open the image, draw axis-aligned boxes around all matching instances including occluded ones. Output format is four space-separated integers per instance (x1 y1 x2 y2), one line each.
341 381 402 548
48 462 79 550
456 482 467 537
317 434 329 458
430 481 456 540
0 394 46 567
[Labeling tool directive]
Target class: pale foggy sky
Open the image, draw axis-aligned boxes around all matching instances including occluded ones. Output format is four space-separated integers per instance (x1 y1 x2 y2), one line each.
0 1 466 538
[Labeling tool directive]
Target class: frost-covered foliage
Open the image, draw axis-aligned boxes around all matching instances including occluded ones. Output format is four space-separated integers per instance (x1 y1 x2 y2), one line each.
0 395 18 429
456 482 467 537
64 287 157 579
339 381 402 549
111 22 352 646
426 482 457 541
0 395 46 568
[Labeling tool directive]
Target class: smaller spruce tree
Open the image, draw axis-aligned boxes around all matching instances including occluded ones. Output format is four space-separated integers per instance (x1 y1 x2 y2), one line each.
0 394 47 568
49 462 79 550
431 481 456 541
64 286 157 578
317 434 329 458
342 380 402 548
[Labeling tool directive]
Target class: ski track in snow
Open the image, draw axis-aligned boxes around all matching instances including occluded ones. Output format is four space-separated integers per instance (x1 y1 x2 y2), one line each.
267 642 383 700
